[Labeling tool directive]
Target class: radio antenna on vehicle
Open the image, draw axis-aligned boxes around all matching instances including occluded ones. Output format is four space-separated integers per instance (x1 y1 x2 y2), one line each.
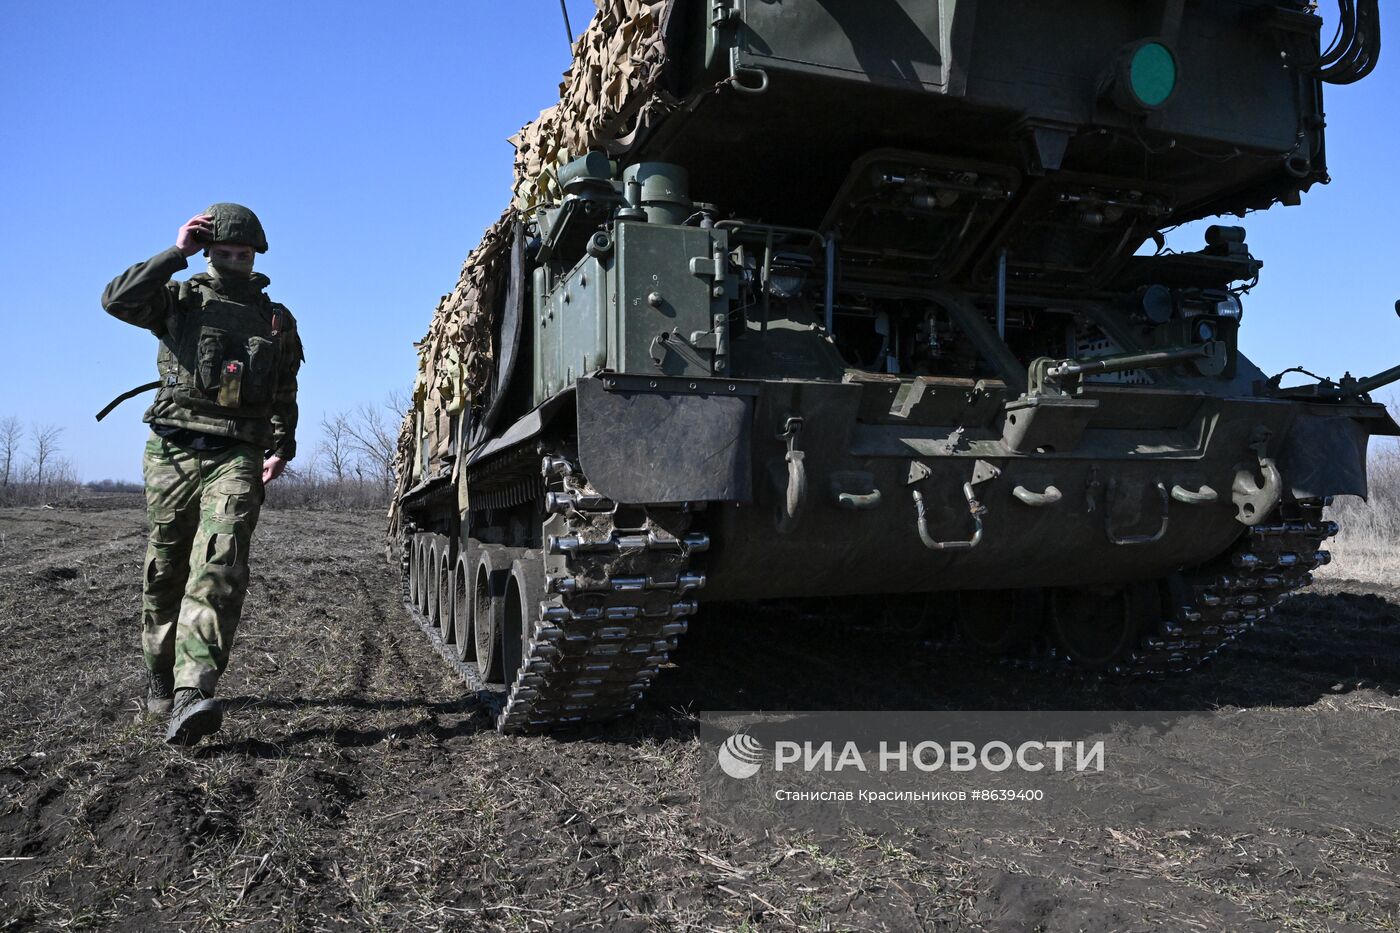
559 0 574 52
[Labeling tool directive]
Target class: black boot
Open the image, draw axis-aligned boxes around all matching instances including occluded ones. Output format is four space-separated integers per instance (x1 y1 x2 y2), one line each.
165 688 223 747
142 667 175 716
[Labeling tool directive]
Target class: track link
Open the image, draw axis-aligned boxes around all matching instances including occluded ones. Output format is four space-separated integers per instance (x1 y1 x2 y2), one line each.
495 457 706 733
398 450 707 733
1107 500 1336 676
402 449 1334 721
988 499 1338 677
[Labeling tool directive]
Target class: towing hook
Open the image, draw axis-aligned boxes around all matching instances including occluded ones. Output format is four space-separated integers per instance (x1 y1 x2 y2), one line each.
774 416 807 534
1231 437 1283 527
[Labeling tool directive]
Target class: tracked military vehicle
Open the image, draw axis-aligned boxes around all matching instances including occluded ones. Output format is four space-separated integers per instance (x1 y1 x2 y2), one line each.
392 0 1397 732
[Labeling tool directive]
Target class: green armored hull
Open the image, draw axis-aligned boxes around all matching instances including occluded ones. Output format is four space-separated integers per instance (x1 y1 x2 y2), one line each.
394 0 1396 732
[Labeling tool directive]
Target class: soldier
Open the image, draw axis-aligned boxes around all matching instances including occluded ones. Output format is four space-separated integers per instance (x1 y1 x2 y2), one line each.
101 204 303 747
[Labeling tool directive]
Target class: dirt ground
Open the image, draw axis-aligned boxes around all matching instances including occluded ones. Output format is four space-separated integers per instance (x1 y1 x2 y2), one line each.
1 504 1397 932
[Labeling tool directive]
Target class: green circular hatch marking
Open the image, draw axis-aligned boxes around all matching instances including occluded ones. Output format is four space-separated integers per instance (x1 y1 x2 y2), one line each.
1130 42 1177 107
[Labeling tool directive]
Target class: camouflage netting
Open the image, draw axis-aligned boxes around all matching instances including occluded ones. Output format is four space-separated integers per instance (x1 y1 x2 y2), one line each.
508 0 675 212
388 0 676 538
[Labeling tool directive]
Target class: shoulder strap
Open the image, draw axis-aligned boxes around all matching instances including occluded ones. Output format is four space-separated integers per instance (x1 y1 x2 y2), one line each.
95 380 164 422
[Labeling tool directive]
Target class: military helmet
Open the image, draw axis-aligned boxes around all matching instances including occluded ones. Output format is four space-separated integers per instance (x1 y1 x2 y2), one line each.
203 202 268 253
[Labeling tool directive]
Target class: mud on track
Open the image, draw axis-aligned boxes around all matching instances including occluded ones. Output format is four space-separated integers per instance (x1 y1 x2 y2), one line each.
0 505 1397 931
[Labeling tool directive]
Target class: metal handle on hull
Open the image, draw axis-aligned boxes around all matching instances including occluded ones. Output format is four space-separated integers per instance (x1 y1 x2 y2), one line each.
837 490 882 510
1171 484 1218 505
913 483 986 552
830 471 883 511
1105 480 1171 546
1013 484 1062 507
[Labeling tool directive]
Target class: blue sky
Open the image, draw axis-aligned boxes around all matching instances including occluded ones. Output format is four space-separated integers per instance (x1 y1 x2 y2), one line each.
0 2 1395 481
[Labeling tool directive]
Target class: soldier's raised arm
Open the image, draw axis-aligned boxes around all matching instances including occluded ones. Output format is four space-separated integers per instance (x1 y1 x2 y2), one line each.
100 213 213 335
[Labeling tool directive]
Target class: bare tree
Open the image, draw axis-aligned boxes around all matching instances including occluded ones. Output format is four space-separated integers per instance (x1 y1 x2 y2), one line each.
0 416 21 488
29 423 63 489
260 395 408 510
320 412 354 485
385 388 409 417
344 401 398 496
43 457 79 491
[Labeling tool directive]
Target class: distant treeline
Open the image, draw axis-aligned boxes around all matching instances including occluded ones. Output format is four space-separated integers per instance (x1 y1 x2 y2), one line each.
262 393 404 510
0 416 81 506
1 394 404 511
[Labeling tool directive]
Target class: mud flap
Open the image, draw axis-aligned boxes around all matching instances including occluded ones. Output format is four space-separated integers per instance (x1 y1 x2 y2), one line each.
1277 413 1371 500
576 375 754 504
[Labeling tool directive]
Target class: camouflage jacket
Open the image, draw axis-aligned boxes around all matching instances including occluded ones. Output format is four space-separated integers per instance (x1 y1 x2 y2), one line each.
102 247 303 460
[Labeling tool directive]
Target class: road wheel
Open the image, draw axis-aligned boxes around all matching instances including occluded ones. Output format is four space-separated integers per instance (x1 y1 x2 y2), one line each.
408 535 421 608
427 537 445 628
958 589 1044 654
503 554 544 690
438 542 455 643
474 546 511 684
1050 586 1141 669
416 537 432 614
452 551 475 662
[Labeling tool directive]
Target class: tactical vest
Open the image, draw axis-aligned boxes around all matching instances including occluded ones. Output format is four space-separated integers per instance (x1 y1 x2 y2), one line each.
144 275 297 448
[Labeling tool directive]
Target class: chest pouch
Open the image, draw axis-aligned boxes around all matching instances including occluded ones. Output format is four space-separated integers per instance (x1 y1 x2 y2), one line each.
218 360 244 407
181 283 283 411
243 336 280 405
189 325 279 410
195 327 231 394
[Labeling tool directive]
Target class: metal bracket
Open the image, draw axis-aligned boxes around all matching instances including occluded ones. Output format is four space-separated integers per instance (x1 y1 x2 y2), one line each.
690 323 722 351
727 48 770 95
650 330 714 374
689 313 730 372
688 241 726 285
710 0 739 27
1105 479 1171 546
1084 467 1103 514
541 456 574 480
599 374 759 396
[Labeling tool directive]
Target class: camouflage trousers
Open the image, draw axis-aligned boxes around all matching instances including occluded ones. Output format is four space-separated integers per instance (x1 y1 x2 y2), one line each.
141 432 264 693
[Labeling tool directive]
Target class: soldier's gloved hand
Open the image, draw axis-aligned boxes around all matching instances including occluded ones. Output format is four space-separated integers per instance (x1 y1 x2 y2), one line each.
175 213 215 257
262 456 287 485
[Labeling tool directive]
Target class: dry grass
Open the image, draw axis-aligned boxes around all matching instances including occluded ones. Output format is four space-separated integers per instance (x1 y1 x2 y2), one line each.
1324 434 1400 585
